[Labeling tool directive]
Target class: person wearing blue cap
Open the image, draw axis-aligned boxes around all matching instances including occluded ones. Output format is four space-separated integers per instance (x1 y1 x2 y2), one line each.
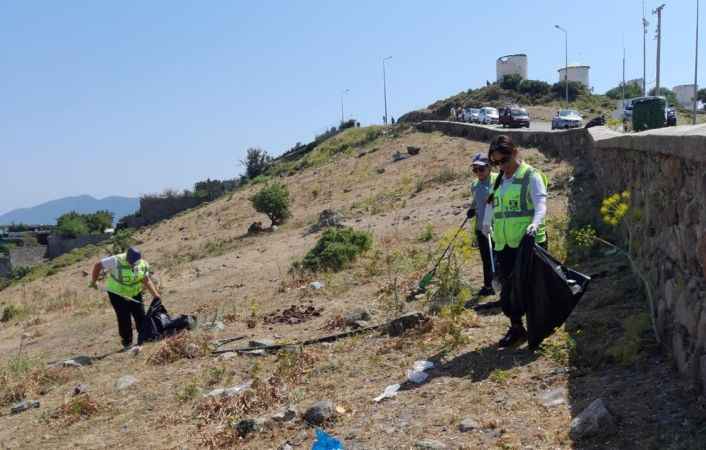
90 247 160 351
467 152 498 296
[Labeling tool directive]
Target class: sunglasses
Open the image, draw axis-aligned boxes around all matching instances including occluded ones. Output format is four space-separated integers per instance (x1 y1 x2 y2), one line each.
472 166 488 173
491 155 511 166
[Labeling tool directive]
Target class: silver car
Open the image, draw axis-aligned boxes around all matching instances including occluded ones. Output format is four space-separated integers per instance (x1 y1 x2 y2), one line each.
479 107 499 124
551 109 583 129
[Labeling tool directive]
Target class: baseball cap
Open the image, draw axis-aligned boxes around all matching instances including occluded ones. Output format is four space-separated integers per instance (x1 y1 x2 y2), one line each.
126 247 142 264
471 153 490 166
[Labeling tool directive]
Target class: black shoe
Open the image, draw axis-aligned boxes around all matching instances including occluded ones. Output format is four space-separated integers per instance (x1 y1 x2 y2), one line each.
119 343 132 353
498 326 527 348
477 286 496 297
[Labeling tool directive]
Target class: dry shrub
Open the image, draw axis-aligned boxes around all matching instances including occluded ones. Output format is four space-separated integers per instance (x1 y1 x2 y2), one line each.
50 394 100 426
274 348 320 383
197 376 286 448
147 332 211 365
0 363 71 406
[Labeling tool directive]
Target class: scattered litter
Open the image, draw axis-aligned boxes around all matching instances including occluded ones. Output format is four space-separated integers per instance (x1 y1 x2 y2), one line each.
311 428 344 450
406 370 429 384
413 360 434 371
10 400 39 415
373 384 400 402
539 387 567 407
264 304 323 325
310 281 325 290
204 380 253 398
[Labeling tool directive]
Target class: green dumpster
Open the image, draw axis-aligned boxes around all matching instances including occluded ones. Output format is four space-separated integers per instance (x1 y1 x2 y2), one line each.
632 96 666 132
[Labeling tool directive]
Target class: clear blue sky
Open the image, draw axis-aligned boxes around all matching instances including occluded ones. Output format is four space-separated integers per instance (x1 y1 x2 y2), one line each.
1 0 701 215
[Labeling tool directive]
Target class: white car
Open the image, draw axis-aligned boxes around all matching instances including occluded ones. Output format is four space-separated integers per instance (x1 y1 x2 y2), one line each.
551 109 583 129
479 107 499 124
461 108 479 123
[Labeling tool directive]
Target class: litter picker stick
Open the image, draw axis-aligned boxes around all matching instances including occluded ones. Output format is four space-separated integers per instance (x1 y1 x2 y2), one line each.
418 216 470 290
98 287 143 305
488 231 495 274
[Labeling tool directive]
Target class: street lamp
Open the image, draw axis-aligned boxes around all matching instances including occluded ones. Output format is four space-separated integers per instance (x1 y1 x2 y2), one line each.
383 56 392 124
341 89 350 125
694 0 700 125
555 25 569 105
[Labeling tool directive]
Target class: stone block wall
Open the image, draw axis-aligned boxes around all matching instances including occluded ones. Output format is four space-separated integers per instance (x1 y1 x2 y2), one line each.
46 234 110 259
0 256 11 278
9 246 47 268
120 196 206 229
417 120 706 391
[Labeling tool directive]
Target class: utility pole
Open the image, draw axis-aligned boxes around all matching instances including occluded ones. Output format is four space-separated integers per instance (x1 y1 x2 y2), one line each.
382 56 392 125
555 25 569 105
622 46 626 106
643 0 649 96
340 89 350 125
653 4 666 95
694 0 700 124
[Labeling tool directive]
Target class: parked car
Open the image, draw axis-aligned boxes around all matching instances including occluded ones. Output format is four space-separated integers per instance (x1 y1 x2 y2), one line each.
666 106 677 126
479 107 499 125
499 106 530 128
551 109 583 129
462 107 480 123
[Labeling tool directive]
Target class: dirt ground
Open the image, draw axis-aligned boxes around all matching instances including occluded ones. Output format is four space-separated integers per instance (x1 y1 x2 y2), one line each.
1 127 705 449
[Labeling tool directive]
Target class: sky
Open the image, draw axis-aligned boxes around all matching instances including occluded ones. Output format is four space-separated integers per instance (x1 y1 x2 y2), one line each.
0 0 702 215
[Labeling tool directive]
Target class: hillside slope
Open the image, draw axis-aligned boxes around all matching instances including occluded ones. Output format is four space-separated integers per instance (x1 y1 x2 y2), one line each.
0 127 703 449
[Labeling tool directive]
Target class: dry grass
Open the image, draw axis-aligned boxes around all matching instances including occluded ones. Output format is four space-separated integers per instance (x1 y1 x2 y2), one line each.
147 332 212 365
49 393 101 426
0 357 71 406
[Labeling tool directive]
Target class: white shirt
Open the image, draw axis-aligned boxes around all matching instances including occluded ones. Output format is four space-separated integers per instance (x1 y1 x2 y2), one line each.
100 256 119 271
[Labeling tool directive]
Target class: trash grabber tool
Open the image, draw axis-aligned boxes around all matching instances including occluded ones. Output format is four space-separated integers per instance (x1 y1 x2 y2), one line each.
98 287 143 305
417 216 469 291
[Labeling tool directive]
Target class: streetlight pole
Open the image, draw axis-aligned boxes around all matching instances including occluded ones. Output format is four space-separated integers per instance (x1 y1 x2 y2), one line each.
653 4 665 94
694 0 700 125
555 25 568 105
383 56 392 124
643 0 649 96
340 89 349 125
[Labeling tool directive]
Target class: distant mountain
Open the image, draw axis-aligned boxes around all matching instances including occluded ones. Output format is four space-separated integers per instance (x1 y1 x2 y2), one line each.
0 195 140 226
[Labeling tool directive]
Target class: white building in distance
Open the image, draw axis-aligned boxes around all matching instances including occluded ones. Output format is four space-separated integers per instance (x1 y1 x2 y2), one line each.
496 54 528 82
558 64 590 88
673 84 697 108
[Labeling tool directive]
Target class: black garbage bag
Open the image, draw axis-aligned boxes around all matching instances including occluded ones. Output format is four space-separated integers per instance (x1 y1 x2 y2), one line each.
511 235 591 348
139 298 197 343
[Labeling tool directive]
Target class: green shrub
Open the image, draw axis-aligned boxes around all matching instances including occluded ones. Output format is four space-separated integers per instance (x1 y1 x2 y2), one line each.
251 182 291 226
56 214 89 238
299 227 372 272
1 304 27 322
111 229 135 253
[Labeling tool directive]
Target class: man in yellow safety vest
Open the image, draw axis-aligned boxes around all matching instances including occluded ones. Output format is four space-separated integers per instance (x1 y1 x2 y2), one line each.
90 247 160 351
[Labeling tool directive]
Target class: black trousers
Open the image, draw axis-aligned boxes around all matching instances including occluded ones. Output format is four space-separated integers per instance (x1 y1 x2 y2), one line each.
496 239 548 327
108 292 145 346
475 230 495 289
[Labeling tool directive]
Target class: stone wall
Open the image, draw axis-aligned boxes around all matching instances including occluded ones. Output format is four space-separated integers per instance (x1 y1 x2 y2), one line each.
0 256 11 278
119 196 206 229
8 245 47 268
46 234 110 259
417 120 706 391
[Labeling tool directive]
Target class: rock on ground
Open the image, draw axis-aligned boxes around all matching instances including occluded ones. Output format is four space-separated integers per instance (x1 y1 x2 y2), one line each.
459 417 480 432
539 387 568 407
115 375 138 391
570 398 617 440
304 400 335 425
415 439 447 449
388 311 428 336
343 308 371 325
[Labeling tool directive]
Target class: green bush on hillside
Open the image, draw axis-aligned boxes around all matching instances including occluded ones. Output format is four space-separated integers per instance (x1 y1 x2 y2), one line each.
298 227 372 272
56 210 114 238
251 182 291 226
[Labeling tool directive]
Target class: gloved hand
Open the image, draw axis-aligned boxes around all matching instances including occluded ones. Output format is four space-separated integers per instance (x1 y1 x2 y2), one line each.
89 281 98 290
526 223 538 236
466 208 476 219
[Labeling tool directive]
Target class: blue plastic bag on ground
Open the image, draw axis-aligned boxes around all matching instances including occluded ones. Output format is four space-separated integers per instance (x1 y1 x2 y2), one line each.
312 429 343 450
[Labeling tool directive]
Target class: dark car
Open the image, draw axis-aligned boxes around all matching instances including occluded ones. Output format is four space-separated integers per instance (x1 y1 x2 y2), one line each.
499 107 530 128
